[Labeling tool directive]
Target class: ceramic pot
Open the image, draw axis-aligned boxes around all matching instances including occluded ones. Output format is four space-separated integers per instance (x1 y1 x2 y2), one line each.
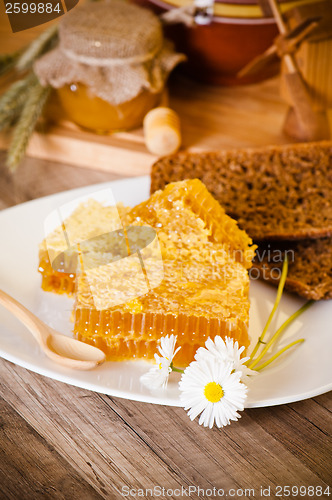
134 0 318 85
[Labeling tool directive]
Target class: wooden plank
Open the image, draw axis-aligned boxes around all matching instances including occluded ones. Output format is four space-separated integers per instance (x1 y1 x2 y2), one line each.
0 360 190 498
1 359 331 499
0 124 157 176
0 397 103 500
0 74 291 176
0 151 123 209
100 392 332 490
239 397 332 484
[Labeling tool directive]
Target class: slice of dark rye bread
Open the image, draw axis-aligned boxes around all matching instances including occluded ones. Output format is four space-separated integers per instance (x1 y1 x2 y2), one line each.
251 238 332 300
150 141 332 241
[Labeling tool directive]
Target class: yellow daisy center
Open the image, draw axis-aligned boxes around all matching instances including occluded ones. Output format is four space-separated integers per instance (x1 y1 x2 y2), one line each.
159 357 169 370
204 382 224 403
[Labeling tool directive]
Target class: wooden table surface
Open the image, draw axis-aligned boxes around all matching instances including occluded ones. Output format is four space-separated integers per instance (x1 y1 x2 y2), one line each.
0 9 332 500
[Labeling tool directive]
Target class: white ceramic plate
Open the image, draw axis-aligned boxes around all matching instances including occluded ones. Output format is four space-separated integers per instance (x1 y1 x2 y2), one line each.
0 176 331 408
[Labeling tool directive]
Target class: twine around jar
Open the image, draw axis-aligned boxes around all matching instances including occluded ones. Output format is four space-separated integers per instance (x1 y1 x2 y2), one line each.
61 46 162 68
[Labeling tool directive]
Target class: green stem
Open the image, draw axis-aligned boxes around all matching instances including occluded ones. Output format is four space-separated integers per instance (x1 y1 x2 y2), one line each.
249 300 314 369
247 255 289 364
170 363 184 373
254 339 305 371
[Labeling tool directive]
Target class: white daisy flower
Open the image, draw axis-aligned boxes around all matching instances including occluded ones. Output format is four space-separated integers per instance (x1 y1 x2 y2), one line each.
179 357 247 428
195 336 256 382
140 334 181 390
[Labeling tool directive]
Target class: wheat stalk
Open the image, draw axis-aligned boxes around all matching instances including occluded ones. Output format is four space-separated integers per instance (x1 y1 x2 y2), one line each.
0 49 22 76
0 73 36 131
6 76 51 172
16 24 58 72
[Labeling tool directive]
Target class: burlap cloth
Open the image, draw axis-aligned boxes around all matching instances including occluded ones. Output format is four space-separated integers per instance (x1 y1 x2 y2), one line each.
34 0 185 105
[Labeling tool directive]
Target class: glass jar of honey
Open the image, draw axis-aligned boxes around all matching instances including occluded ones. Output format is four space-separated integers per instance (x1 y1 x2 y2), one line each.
34 0 185 133
56 83 162 133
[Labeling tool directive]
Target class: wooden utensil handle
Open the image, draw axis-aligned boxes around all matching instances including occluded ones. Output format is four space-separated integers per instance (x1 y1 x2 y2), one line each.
282 73 329 140
0 289 47 345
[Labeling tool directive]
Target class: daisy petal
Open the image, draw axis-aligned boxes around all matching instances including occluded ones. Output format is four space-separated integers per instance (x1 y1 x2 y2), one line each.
196 336 257 382
140 335 181 390
179 356 247 429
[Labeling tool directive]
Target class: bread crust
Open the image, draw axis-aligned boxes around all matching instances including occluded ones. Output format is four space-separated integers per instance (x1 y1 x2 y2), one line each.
151 142 332 300
150 141 332 241
252 238 332 300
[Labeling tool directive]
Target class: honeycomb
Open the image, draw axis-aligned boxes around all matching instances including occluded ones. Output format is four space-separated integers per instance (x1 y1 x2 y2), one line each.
38 200 130 295
72 179 255 366
38 253 76 295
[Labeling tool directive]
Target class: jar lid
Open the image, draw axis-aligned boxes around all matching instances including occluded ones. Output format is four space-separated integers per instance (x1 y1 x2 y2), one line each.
59 0 163 65
34 0 185 105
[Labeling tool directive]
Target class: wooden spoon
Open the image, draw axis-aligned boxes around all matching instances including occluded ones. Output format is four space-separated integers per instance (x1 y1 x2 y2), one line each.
0 289 106 370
